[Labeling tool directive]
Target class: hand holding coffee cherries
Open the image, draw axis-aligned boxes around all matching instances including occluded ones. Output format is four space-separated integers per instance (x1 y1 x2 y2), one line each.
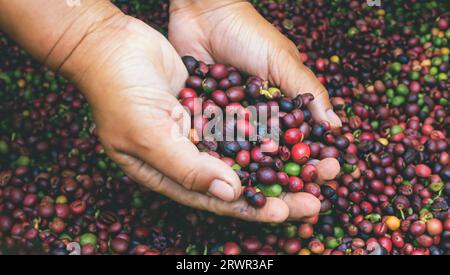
0 0 341 223
179 53 344 216
169 0 342 128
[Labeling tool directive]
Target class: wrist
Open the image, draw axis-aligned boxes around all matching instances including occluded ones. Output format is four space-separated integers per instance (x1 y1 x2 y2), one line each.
58 13 130 100
46 1 123 75
0 0 123 74
60 15 172 104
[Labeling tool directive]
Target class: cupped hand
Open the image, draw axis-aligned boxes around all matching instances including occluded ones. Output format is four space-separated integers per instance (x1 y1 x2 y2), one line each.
169 0 342 128
63 15 322 223
169 0 343 221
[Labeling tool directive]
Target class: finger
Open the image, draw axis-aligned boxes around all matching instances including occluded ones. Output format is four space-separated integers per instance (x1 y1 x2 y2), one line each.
204 195 290 223
127 101 240 202
316 157 341 182
113 152 289 223
110 95 241 202
168 25 215 64
174 47 215 65
282 192 321 221
301 216 318 224
274 53 342 129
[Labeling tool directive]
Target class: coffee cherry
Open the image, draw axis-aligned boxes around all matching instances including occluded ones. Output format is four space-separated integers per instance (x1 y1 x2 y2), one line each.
236 150 251 167
291 142 310 164
288 176 304 192
178 88 198 100
256 167 277 185
426 218 443 236
243 187 266 208
284 128 303 145
210 64 229 80
223 242 241 255
415 164 432 178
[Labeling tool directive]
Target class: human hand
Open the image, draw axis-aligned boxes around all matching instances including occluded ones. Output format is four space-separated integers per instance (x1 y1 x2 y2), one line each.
0 0 332 223
169 0 342 128
169 0 342 221
62 14 324 223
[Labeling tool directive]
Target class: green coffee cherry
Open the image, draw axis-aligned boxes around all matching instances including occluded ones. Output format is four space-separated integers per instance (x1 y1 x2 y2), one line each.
80 233 97 247
257 184 283 197
284 162 301 176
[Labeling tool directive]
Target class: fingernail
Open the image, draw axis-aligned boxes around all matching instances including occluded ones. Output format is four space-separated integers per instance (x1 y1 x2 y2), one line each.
326 109 342 127
208 179 235 201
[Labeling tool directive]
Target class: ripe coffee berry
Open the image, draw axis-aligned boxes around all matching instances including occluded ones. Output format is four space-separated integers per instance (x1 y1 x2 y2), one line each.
223 242 241 255
236 150 250 167
70 200 86 215
178 88 198 100
415 164 432 178
256 167 277 185
291 142 311 164
243 187 266 208
288 176 304 192
426 219 443 236
410 221 426 236
182 97 202 115
301 164 318 182
284 128 303 145
210 64 229 80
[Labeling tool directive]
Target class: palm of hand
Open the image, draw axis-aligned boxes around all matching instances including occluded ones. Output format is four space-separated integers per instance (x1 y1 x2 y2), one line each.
74 17 188 177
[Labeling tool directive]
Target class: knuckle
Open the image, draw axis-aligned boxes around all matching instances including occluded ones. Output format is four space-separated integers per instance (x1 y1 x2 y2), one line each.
206 197 224 216
96 129 118 150
286 40 300 56
183 191 202 207
306 197 321 217
276 47 296 64
150 175 165 193
114 156 165 192
312 86 328 98
181 166 200 190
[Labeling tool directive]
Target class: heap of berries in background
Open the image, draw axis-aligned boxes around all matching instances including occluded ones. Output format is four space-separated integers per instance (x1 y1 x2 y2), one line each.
0 0 449 255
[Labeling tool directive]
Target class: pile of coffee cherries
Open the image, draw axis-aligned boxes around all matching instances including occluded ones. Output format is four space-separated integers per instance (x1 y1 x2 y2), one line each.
223 0 450 255
0 0 449 255
178 56 341 208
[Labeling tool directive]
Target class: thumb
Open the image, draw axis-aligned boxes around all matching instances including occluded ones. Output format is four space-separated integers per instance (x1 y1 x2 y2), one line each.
272 50 342 128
